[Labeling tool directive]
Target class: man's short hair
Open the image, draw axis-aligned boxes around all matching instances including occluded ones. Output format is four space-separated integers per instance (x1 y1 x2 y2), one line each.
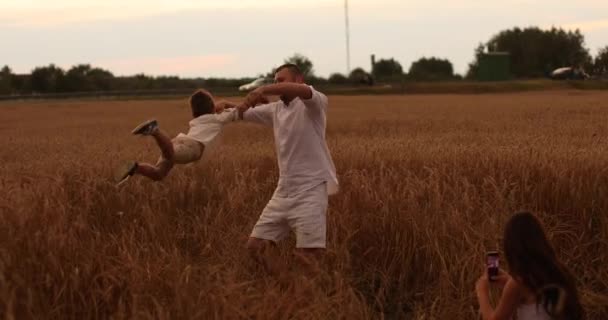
274 63 303 77
189 90 215 118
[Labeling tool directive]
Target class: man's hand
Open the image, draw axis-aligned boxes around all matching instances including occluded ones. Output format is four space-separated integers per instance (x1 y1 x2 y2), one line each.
215 100 238 113
236 103 250 120
255 95 270 106
244 88 268 108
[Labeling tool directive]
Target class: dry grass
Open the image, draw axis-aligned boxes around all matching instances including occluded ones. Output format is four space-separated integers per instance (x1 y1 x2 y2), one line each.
1 91 608 319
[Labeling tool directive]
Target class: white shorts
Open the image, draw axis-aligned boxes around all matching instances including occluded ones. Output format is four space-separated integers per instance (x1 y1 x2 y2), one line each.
158 137 203 165
250 182 328 248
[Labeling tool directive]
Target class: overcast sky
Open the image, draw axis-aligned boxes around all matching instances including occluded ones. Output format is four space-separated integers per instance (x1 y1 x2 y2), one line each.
1 0 607 78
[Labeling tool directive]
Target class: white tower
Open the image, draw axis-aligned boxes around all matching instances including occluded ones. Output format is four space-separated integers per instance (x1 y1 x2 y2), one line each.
344 0 351 74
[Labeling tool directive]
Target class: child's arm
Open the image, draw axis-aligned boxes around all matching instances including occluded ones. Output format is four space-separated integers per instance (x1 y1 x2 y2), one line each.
215 108 240 124
215 100 238 113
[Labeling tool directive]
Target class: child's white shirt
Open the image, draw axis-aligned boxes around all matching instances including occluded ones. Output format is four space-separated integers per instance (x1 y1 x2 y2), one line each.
176 108 238 146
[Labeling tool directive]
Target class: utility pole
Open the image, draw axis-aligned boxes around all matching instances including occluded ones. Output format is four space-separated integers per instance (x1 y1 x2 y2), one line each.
344 0 351 74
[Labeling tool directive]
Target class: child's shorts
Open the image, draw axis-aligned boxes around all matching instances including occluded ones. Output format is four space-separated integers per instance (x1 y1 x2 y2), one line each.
158 137 204 165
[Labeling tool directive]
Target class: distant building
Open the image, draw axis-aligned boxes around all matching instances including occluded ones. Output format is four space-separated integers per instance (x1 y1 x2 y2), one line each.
477 52 510 81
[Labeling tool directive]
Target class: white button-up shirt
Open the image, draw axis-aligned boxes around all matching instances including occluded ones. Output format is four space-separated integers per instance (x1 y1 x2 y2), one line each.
176 108 238 146
243 86 339 196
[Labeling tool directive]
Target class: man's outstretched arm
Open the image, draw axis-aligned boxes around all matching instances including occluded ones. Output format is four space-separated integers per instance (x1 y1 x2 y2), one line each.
257 83 312 101
243 84 312 107
234 102 272 127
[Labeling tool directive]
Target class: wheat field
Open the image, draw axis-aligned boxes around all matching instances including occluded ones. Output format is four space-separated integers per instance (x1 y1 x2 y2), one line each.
1 91 608 319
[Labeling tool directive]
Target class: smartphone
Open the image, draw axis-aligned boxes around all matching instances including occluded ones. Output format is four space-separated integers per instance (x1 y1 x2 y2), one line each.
486 251 499 281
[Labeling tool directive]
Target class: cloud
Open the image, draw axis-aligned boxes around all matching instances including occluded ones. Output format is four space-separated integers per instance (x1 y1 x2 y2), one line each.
94 54 238 77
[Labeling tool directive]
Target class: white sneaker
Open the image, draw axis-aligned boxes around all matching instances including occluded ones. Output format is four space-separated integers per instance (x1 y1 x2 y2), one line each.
114 161 138 186
131 119 158 135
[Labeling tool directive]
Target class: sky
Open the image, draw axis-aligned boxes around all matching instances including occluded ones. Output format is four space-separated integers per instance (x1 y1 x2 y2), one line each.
1 0 607 78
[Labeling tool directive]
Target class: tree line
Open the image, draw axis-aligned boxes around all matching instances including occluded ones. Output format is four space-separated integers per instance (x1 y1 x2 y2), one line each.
1 26 607 95
0 64 256 95
0 55 458 95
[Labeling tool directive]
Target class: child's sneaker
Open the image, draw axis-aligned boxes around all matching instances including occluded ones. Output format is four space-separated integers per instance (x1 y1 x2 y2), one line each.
114 161 138 186
131 119 158 135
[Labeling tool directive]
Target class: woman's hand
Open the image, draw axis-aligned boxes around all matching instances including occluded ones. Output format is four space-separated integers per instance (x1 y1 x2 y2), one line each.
492 269 511 288
477 268 512 298
476 273 490 294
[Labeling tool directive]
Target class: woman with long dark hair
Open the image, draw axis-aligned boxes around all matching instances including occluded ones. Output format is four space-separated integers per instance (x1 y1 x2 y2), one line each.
476 212 584 320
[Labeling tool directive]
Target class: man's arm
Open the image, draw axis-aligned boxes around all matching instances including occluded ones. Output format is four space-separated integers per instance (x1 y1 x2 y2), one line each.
244 84 312 108
237 103 274 127
257 83 312 101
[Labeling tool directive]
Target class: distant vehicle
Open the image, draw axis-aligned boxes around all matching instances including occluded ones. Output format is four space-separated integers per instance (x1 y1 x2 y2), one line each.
239 77 270 91
550 67 589 80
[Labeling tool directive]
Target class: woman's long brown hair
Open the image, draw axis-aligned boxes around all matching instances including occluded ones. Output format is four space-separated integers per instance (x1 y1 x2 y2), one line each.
503 212 585 320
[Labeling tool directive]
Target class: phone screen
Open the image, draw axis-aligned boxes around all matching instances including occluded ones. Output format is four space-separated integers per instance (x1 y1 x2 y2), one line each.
487 252 499 280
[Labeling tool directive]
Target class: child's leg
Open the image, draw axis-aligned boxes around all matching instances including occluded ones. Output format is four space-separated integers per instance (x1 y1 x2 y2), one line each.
151 129 175 162
131 120 175 181
134 159 173 181
132 119 174 161
115 120 176 184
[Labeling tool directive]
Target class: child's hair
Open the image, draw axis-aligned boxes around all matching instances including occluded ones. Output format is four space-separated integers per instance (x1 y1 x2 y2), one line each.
503 212 584 320
189 89 215 118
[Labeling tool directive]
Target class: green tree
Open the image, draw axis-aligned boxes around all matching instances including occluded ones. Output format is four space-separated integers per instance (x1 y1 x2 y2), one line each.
372 58 403 79
307 76 328 85
11 74 29 94
348 68 373 85
328 73 348 84
466 44 486 79
408 57 454 81
30 64 65 93
595 46 608 76
87 67 114 90
63 64 115 91
65 64 91 91
0 65 13 94
484 27 592 78
282 53 314 78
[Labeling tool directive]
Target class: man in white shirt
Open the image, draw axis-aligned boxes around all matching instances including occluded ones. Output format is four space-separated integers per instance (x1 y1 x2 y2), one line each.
237 64 339 272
